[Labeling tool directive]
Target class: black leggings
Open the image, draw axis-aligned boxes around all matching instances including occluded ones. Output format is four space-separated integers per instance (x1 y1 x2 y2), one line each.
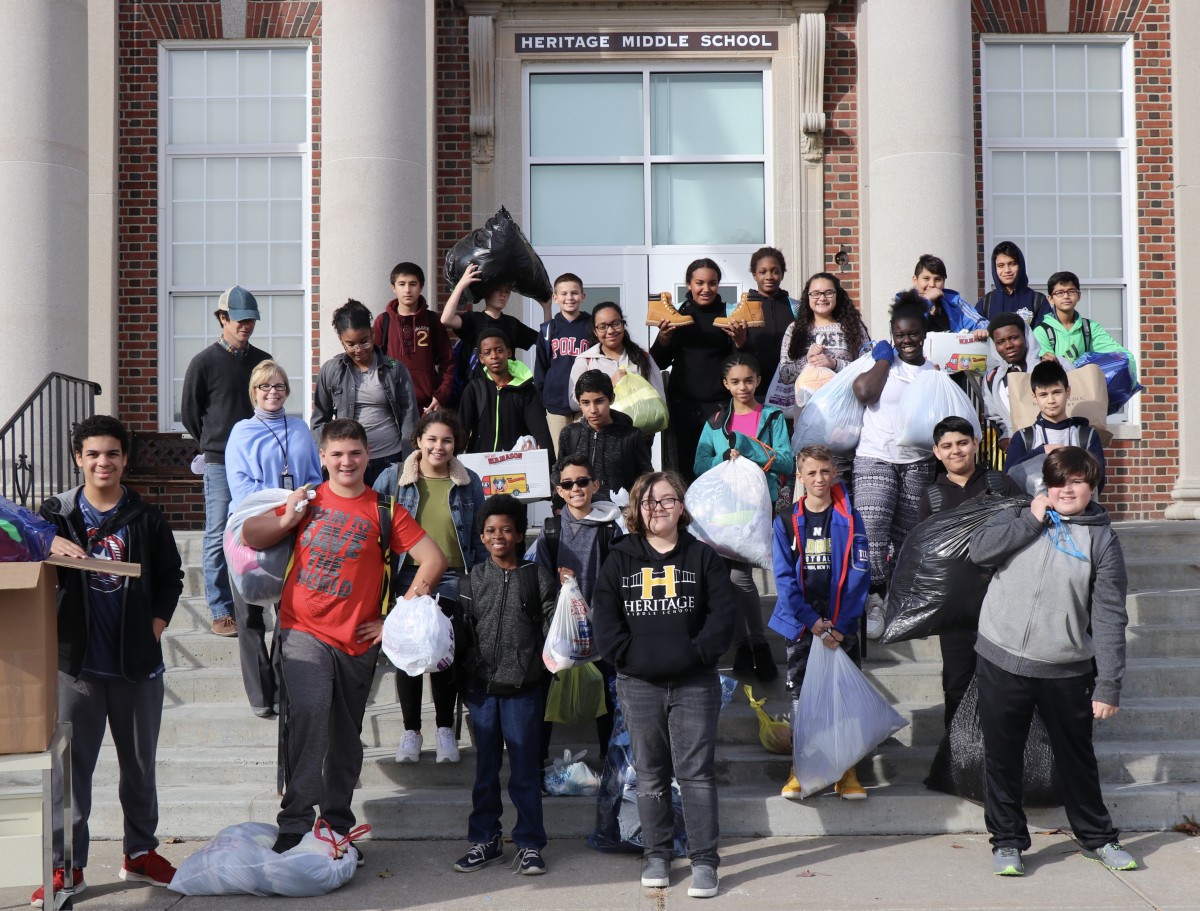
395 597 460 731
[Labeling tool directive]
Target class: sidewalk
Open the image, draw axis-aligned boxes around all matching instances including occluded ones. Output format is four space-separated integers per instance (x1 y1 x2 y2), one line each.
2 831 1196 910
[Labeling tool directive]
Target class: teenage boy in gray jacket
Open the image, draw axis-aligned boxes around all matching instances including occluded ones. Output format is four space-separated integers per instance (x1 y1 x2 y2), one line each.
969 446 1135 878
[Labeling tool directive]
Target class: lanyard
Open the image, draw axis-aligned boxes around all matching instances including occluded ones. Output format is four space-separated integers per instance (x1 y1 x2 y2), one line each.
256 416 293 487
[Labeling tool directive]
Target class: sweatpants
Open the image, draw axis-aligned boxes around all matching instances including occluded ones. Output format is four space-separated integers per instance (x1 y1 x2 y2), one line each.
232 585 281 713
52 672 164 868
727 559 766 649
852 455 936 589
976 656 1118 852
277 628 379 836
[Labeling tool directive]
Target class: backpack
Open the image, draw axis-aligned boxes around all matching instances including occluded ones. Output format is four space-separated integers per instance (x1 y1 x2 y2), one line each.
456 562 546 673
1018 424 1098 457
925 471 1008 516
375 491 396 613
541 515 618 569
1040 318 1094 357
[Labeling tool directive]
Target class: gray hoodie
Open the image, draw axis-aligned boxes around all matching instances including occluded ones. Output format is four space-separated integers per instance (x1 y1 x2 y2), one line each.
969 501 1128 706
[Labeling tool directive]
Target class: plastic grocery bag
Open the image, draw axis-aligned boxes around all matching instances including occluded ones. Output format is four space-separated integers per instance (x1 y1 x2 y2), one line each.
883 495 1027 644
381 595 455 676
443 206 552 302
1074 351 1144 414
793 364 836 412
170 820 365 897
614 371 669 433
0 497 56 562
224 488 312 604
544 749 601 796
545 663 606 724
1006 455 1048 497
745 685 792 755
686 458 774 570
791 352 875 454
543 576 595 672
764 364 799 419
792 643 908 798
895 369 981 452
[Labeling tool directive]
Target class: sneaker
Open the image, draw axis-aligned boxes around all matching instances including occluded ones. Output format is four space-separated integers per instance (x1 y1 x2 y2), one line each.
272 832 304 854
687 864 719 898
752 642 778 682
513 846 546 875
992 846 1025 876
252 705 276 718
641 856 670 888
781 768 803 801
865 593 886 640
396 730 423 764
1089 841 1137 871
731 644 755 679
351 844 366 868
645 291 694 327
119 850 177 887
435 726 461 763
714 291 766 328
210 616 238 637
834 768 867 800
454 836 503 872
31 868 85 908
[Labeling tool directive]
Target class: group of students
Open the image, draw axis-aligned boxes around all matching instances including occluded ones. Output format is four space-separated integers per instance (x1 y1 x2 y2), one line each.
33 238 1139 907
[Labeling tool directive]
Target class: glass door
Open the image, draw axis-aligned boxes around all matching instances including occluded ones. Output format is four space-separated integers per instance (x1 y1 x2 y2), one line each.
647 251 752 321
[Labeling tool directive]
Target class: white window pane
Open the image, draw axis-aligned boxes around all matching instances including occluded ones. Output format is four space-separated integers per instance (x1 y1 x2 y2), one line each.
1092 238 1123 277
530 165 643 246
1088 45 1122 90
1057 151 1089 193
1023 94 1054 139
992 197 1025 236
173 245 205 285
271 157 302 197
1059 237 1090 275
1027 196 1057 234
173 158 206 199
986 93 1022 138
270 243 303 283
237 244 270 284
529 74 642 157
650 73 764 156
1022 240 1056 284
1085 288 1125 342
1023 45 1054 90
174 337 207 372
651 163 764 245
986 44 1023 90
206 50 238 96
207 158 237 197
239 49 270 92
1090 152 1121 193
271 200 303 240
1059 197 1089 235
1056 92 1086 138
207 99 238 144
239 201 269 241
1026 151 1057 193
587 287 622 310
239 157 270 198
172 380 185 424
269 337 304 380
172 296 208 336
1092 195 1122 235
1056 44 1086 90
271 98 308 143
170 52 205 97
171 99 206 144
271 49 307 95
239 98 270 143
1088 93 1122 138
267 294 305 332
207 243 238 284
206 202 236 241
991 152 1024 191
172 202 205 243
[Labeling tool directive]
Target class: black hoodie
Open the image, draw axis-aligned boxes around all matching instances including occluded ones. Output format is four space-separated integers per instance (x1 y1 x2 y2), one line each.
650 293 743 403
592 529 736 681
977 242 1053 329
555 409 653 502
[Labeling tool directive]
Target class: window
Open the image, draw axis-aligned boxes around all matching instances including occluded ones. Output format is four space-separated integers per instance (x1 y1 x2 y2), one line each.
527 69 767 248
982 40 1133 355
160 45 310 427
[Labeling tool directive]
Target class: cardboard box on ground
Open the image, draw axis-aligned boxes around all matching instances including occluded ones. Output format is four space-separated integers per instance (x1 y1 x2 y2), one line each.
1006 363 1112 445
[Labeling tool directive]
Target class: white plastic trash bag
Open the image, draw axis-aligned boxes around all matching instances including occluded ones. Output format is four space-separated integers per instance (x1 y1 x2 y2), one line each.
382 595 455 676
544 748 601 796
764 364 799 419
686 458 773 570
791 352 876 455
543 576 595 672
895 370 981 452
224 487 313 604
170 820 363 897
792 643 908 799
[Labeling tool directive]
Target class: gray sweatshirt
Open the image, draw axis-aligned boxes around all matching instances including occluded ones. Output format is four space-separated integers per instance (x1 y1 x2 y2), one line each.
969 501 1128 706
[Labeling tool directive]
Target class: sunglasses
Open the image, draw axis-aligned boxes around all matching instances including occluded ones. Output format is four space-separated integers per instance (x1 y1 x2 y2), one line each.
557 477 594 490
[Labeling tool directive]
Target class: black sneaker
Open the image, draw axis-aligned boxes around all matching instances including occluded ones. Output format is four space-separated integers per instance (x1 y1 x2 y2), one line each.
513 846 546 876
272 832 303 854
351 844 365 868
454 836 503 872
731 645 755 679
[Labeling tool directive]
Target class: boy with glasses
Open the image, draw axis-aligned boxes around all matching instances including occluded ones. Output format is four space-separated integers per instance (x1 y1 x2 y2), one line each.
1034 271 1138 372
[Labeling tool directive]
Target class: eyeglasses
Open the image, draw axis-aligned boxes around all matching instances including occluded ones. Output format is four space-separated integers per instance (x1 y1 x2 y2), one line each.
342 339 373 352
557 477 594 490
1051 289 1082 299
808 290 837 300
256 383 287 393
640 496 680 511
594 320 625 334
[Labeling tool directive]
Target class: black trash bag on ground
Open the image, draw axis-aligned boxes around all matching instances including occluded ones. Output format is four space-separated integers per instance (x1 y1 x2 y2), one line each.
882 494 1030 644
926 676 1060 807
443 206 552 303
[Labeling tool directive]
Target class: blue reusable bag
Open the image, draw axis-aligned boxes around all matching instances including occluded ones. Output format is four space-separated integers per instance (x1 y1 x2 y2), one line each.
1074 351 1143 413
0 497 57 562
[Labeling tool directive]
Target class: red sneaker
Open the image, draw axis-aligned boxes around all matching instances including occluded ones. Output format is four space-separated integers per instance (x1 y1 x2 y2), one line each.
119 850 177 887
31 867 85 907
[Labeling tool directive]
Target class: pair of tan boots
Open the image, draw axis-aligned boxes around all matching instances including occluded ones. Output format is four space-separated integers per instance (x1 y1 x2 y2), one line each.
644 290 766 328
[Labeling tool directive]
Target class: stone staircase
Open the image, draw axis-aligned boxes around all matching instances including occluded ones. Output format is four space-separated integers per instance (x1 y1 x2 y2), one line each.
79 522 1200 839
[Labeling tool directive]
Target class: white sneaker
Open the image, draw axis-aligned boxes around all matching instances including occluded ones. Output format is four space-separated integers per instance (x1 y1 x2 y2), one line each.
865 593 886 640
395 730 423 763
435 726 460 763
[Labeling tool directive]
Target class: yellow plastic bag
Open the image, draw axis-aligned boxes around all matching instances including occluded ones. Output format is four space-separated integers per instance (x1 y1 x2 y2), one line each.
744 685 792 755
544 663 606 724
614 371 669 434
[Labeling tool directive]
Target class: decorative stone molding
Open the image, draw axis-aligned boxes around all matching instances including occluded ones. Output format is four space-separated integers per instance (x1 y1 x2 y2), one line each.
469 14 496 165
798 11 826 162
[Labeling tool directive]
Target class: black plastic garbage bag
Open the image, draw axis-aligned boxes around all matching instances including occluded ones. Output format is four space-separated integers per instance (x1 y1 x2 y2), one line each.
443 206 552 303
882 494 1030 644
925 676 1060 807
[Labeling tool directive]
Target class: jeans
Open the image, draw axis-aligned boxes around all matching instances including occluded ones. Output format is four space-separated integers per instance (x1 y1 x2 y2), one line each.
203 462 234 621
463 682 546 849
617 672 721 868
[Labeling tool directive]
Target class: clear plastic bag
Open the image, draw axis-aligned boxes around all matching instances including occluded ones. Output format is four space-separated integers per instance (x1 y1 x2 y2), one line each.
791 352 876 455
895 369 981 451
763 364 799 419
223 488 310 604
543 576 595 672
686 457 774 570
0 496 56 562
614 371 669 434
1006 455 1048 497
792 644 908 798
545 663 606 724
544 748 601 796
381 594 455 676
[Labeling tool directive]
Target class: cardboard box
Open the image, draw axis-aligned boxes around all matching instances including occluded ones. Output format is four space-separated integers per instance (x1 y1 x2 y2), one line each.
925 332 989 374
1007 363 1112 445
459 449 552 500
0 563 57 755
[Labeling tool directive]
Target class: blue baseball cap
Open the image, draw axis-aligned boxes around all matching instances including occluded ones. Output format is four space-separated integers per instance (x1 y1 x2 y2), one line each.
218 286 261 321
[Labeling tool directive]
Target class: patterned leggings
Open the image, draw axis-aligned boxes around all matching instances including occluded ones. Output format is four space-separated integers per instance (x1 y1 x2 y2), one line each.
852 455 936 589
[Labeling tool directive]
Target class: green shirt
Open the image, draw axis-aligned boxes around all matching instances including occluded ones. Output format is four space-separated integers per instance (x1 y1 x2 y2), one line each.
409 475 463 568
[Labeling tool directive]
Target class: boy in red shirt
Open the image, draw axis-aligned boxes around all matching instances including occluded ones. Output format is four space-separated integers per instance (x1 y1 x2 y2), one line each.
244 418 448 855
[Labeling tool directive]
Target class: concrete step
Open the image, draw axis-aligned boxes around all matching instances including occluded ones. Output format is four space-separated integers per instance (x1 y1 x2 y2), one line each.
1125 588 1200 626
1125 559 1200 591
1127 624 1200 658
163 664 409 708
1112 521 1200 560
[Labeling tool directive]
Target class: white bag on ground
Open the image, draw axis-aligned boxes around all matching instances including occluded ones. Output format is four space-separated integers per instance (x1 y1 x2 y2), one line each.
170 821 362 897
895 370 981 452
791 352 876 455
543 576 595 672
792 643 908 799
382 594 455 675
686 458 774 570
223 487 310 604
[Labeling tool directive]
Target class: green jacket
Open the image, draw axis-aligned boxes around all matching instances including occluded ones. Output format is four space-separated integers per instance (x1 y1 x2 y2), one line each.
1033 314 1138 376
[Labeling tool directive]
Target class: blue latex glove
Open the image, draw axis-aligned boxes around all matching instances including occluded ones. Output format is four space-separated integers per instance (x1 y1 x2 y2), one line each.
871 339 895 363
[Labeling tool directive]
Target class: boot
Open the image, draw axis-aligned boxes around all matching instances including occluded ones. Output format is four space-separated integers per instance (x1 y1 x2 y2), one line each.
645 291 693 327
714 291 765 328
834 767 867 800
781 767 803 801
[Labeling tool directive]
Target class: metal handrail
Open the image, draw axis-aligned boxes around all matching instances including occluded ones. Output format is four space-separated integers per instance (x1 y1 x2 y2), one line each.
0 373 103 509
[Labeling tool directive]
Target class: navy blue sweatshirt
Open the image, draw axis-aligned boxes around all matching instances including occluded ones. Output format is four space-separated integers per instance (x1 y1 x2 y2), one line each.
534 313 592 415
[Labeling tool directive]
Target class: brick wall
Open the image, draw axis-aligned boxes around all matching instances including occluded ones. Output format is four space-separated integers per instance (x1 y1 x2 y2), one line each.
823 1 861 300
435 0 473 289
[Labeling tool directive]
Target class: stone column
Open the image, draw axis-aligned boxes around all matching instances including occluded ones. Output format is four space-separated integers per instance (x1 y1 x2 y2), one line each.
0 0 89 421
320 0 430 357
1166 1 1200 519
860 0 974 331
89 0 119 415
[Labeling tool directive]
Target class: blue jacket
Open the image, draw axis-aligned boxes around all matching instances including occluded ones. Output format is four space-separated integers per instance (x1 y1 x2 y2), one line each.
534 313 592 416
768 482 869 640
898 288 987 333
694 401 795 501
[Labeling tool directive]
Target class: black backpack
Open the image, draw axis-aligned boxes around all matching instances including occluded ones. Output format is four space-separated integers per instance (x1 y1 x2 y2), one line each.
1040 318 1094 357
925 470 1008 515
540 515 619 568
1018 424 1098 458
456 562 546 679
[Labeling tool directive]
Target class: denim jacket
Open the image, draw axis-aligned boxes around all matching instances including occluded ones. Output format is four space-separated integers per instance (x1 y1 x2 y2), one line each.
312 348 419 456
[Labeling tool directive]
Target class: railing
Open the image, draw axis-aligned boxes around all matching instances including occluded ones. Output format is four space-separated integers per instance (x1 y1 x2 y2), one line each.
0 373 102 509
